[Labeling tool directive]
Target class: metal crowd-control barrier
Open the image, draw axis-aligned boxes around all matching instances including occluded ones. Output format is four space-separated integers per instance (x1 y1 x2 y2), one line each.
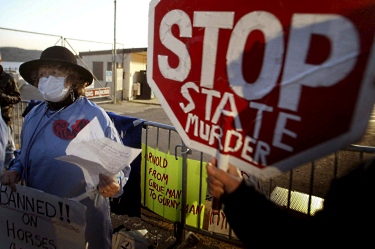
11 101 375 248
140 119 375 247
11 100 29 149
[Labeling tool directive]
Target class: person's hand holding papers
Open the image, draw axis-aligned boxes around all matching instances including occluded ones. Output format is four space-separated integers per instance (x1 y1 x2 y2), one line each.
56 117 142 196
0 169 20 191
97 173 121 197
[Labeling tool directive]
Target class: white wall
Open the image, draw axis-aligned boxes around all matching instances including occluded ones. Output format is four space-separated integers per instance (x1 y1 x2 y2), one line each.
125 53 147 100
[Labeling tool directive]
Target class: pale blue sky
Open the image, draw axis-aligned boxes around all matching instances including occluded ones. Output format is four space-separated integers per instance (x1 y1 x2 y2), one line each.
0 0 150 52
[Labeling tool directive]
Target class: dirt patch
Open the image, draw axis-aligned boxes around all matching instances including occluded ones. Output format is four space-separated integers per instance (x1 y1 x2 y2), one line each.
111 206 245 249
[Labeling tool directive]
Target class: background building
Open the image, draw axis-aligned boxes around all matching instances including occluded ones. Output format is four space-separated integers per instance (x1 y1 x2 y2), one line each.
79 47 152 102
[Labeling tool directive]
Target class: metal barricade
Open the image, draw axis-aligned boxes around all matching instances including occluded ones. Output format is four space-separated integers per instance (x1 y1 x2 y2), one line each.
139 119 375 247
11 101 375 248
11 100 29 149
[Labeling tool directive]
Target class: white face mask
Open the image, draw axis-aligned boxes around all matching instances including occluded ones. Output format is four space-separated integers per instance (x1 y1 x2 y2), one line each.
38 76 70 102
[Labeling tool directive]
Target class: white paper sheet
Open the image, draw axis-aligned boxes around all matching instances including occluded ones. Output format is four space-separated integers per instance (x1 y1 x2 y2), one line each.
56 117 142 187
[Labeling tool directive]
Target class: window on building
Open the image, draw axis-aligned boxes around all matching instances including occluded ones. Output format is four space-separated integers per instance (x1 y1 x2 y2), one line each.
93 61 103 80
107 62 112 71
107 62 122 70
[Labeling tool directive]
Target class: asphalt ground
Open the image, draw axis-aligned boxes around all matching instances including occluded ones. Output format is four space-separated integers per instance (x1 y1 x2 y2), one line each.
98 97 168 124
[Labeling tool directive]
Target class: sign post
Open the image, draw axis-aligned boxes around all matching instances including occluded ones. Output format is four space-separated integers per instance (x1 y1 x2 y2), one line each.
147 0 375 179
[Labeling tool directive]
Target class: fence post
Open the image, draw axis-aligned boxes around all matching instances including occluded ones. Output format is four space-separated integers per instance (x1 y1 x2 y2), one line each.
172 141 189 246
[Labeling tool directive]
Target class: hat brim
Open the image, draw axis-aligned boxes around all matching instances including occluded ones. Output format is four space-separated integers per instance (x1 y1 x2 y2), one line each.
19 58 94 87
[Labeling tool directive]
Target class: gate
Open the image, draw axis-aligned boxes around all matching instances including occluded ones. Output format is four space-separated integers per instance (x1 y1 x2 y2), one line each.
10 101 375 247
139 118 375 247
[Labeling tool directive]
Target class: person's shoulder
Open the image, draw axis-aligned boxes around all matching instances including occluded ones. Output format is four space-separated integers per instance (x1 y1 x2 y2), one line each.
28 101 46 113
79 97 107 116
23 101 46 121
0 71 13 82
80 97 104 110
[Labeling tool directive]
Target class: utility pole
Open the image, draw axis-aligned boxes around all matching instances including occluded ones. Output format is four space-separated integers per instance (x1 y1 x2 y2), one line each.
113 0 117 104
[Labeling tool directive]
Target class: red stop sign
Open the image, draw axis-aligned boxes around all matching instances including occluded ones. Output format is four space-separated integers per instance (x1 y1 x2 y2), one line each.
147 0 375 179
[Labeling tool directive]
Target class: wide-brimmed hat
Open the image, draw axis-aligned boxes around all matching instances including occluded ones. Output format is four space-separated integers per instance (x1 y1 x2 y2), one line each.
19 46 93 86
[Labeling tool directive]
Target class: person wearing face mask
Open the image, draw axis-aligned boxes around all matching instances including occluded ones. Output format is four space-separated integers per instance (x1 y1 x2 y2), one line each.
0 46 127 249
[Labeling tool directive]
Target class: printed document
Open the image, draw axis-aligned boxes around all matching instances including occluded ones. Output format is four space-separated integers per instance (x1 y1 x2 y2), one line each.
56 117 142 187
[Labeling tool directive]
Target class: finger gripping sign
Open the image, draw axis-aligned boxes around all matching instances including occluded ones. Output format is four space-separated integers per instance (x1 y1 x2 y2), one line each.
0 184 86 249
147 0 375 179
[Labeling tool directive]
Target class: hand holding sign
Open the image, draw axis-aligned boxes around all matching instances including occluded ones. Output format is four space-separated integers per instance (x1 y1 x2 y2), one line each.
147 0 375 180
0 184 86 248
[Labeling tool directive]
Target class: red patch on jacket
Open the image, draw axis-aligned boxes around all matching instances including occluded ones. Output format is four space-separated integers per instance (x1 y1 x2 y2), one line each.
53 119 90 140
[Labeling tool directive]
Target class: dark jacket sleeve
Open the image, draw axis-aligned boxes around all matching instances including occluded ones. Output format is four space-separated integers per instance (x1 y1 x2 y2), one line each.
222 179 312 248
222 159 375 248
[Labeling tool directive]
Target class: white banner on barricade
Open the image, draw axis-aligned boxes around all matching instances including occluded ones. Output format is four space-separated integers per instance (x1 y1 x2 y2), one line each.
0 184 86 249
